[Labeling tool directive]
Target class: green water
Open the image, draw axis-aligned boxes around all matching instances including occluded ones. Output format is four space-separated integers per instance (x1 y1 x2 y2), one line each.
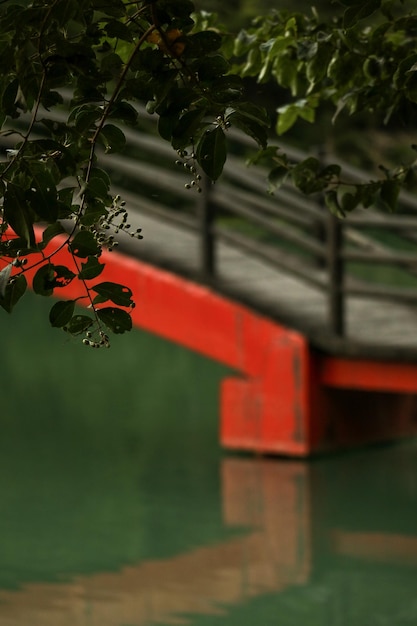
1 294 417 625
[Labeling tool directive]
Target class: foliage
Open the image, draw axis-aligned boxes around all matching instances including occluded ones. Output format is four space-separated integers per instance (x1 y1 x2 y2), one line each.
0 0 268 345
230 0 417 216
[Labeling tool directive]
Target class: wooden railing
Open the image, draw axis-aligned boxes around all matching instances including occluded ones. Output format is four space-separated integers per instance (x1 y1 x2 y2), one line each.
113 116 417 336
3 105 417 337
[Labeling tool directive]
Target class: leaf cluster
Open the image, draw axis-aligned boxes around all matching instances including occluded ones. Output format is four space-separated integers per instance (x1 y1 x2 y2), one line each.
0 0 269 345
253 146 411 217
231 0 417 212
232 0 417 128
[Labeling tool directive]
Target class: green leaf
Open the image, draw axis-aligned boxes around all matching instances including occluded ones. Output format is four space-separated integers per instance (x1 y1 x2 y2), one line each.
105 19 133 42
210 75 244 103
292 157 323 194
226 113 267 148
92 281 134 306
306 43 334 89
89 167 111 189
80 200 107 227
227 102 270 128
4 183 36 248
108 101 138 125
325 190 345 218
276 105 298 135
32 264 55 296
91 0 125 17
64 314 93 335
341 192 358 212
70 105 101 133
380 179 400 212
226 102 269 147
86 175 110 201
343 0 381 28
171 109 205 147
356 183 379 208
194 54 229 80
99 124 126 153
41 222 66 247
32 264 75 295
197 126 227 181
0 274 27 313
268 165 289 190
69 230 101 257
92 294 108 305
26 164 58 222
2 78 19 118
97 307 132 333
0 263 12 298
78 256 105 280
48 0 80 26
297 105 315 124
320 164 342 181
273 54 299 95
187 31 223 55
158 112 178 142
49 300 75 328
101 52 123 77
50 265 76 288
241 47 262 78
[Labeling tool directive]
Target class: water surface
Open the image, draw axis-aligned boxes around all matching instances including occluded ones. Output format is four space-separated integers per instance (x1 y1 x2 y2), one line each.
1 294 416 625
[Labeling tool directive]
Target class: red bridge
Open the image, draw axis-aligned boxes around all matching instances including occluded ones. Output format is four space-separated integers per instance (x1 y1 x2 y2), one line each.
5 114 417 456
27 218 417 456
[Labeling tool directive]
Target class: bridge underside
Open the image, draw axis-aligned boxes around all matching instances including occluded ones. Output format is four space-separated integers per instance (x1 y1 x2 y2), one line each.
27 235 417 457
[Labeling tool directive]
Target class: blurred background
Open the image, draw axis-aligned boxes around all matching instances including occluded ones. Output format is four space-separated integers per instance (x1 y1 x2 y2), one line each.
197 0 415 174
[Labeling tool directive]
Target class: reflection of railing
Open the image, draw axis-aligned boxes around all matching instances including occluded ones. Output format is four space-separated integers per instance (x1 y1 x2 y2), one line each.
3 106 417 340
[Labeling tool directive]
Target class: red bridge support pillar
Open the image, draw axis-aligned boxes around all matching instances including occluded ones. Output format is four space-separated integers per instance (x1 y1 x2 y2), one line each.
221 331 314 456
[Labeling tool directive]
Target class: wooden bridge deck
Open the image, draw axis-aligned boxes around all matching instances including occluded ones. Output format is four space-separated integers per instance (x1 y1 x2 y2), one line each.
115 189 417 363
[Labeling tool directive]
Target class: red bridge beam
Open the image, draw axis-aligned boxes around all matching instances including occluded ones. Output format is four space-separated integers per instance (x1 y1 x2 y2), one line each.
320 357 417 393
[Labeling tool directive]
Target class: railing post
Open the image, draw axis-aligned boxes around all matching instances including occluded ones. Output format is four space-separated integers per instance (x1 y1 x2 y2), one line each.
327 213 345 336
313 209 327 270
314 145 327 269
197 174 215 279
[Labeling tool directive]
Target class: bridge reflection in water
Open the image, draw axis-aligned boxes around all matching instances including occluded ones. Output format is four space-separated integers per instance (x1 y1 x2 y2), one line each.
1 294 417 625
0 448 416 625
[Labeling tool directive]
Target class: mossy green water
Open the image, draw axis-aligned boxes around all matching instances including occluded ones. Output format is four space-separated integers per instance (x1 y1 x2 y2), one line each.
1 293 417 626
0 292 232 588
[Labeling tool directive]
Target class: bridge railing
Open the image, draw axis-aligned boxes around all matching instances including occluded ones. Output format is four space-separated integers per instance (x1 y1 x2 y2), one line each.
192 133 417 336
3 104 417 338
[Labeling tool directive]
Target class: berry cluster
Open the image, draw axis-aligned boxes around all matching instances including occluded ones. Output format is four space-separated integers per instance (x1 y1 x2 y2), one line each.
82 329 110 348
94 195 143 250
12 253 28 268
175 150 202 192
